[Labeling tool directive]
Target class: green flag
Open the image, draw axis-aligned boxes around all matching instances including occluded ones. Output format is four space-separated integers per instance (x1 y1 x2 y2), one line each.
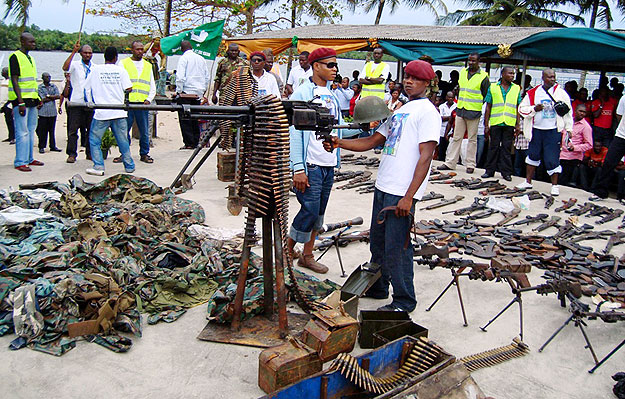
160 20 225 60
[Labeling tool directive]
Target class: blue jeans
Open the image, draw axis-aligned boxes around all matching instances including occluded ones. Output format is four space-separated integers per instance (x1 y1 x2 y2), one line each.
13 106 38 167
89 118 135 172
366 188 417 312
526 128 562 175
289 164 334 243
126 108 150 156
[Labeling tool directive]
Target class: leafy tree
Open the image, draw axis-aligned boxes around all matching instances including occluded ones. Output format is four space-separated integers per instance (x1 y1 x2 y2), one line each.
358 0 447 25
575 0 625 28
437 0 584 26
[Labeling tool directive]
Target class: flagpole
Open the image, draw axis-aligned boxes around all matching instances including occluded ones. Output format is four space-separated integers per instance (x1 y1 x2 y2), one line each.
78 0 87 43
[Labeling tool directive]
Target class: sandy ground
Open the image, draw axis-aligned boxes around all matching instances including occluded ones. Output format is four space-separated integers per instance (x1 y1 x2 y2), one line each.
0 104 624 399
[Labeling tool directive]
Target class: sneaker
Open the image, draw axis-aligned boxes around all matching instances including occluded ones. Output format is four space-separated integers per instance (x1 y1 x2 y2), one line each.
466 167 474 174
377 304 404 312
502 175 512 182
86 168 104 176
481 172 493 178
516 181 533 190
437 164 452 171
297 254 329 274
50 147 62 152
588 195 605 202
125 168 135 173
38 148 45 154
66 156 76 163
550 185 560 196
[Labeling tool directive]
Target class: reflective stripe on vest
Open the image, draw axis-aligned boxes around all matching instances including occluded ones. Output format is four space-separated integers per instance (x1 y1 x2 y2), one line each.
361 61 387 99
457 68 488 111
489 82 521 126
121 57 152 102
8 50 38 101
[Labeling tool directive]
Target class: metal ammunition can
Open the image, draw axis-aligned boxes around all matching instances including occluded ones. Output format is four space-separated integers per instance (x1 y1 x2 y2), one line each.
258 338 322 394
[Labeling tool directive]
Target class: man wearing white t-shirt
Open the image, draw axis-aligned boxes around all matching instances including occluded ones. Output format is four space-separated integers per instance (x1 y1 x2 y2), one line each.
438 91 455 161
590 95 625 200
287 47 361 274
325 60 440 312
62 42 95 163
83 46 135 176
249 51 281 98
284 51 311 97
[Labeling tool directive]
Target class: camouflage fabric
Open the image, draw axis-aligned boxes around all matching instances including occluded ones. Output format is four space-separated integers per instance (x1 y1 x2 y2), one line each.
214 57 248 92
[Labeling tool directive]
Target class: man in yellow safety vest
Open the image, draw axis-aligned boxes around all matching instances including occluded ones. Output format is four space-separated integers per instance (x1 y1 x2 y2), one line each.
482 66 522 181
120 40 156 164
438 52 489 174
9 32 43 172
359 48 389 99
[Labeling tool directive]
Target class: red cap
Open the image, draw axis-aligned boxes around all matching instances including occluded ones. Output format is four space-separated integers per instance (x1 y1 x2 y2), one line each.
404 60 435 81
308 47 337 64
249 51 266 61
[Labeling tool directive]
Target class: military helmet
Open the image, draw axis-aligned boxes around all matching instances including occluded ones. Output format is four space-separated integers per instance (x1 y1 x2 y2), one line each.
352 96 391 123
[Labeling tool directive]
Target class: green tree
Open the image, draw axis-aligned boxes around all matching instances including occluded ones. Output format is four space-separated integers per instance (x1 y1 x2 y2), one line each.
437 0 584 26
575 0 625 28
3 0 32 31
358 0 447 25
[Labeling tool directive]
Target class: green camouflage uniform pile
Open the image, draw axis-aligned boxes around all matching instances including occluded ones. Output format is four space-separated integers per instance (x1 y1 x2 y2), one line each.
0 175 337 356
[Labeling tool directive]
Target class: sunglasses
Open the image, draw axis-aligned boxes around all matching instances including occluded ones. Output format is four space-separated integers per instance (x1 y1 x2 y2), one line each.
317 61 339 70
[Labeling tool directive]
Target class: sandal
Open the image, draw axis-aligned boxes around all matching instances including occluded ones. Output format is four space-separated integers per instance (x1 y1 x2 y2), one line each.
112 156 122 163
140 155 154 163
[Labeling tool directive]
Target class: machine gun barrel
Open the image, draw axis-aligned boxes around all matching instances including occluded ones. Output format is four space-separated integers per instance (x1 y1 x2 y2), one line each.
320 217 364 233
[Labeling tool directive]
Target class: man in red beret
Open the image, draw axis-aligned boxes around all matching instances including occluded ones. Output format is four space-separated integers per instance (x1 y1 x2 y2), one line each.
287 47 361 274
249 51 281 98
324 59 441 312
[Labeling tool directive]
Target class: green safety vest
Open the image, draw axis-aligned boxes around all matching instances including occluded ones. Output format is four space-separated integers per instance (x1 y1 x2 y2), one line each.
457 68 488 112
121 57 152 102
361 61 387 99
489 82 520 126
8 50 38 101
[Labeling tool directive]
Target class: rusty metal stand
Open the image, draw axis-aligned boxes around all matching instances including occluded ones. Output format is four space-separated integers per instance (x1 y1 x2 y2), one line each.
425 267 469 327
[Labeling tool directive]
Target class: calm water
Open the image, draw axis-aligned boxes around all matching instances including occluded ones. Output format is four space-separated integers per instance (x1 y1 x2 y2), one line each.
0 50 607 92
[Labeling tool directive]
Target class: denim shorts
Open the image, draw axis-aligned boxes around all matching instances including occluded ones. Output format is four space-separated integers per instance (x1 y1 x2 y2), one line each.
289 164 334 243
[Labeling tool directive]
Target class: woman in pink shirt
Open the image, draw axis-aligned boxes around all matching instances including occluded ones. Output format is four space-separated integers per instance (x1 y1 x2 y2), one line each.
559 103 593 186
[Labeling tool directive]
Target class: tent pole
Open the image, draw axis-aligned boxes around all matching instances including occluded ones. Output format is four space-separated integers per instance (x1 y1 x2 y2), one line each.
520 59 528 95
396 58 401 83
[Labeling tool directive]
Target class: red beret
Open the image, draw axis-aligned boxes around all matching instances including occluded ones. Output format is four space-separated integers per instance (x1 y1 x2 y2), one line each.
404 60 435 81
308 47 337 64
249 51 266 61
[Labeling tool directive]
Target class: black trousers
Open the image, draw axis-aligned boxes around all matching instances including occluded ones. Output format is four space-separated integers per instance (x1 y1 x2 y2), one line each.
66 107 94 157
559 159 580 187
591 136 625 198
438 136 448 161
177 97 201 147
36 116 57 149
2 105 14 141
484 125 514 177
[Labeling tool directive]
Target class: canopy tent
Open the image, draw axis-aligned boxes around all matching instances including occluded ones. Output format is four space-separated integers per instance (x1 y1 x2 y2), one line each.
226 24 625 72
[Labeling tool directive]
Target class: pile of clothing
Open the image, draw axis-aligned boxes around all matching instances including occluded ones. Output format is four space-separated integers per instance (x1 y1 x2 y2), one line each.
0 175 336 356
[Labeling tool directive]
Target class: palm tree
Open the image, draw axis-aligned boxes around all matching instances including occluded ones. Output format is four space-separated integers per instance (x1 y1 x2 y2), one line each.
575 0 625 28
437 0 584 26
3 0 32 31
360 0 448 25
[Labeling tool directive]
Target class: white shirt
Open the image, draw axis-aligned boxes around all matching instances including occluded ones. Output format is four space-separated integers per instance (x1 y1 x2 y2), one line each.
0 76 9 104
615 96 625 140
332 87 353 111
360 61 390 81
128 58 156 103
376 98 441 199
439 102 456 137
477 102 487 136
68 59 93 103
253 70 281 98
287 66 312 94
176 49 209 96
532 86 558 130
307 85 341 167
83 63 132 120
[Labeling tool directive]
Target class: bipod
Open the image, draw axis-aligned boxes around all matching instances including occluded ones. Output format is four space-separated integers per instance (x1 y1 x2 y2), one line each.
316 226 352 277
170 122 221 189
589 338 625 374
480 278 525 340
538 294 600 368
425 266 470 327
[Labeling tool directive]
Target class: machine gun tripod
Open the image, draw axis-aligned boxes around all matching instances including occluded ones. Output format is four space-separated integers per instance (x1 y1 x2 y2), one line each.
315 217 364 277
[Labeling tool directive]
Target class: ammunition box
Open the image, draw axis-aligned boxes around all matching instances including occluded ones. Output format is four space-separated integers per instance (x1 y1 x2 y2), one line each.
301 309 359 362
358 310 411 349
258 338 322 394
217 151 236 182
371 321 428 348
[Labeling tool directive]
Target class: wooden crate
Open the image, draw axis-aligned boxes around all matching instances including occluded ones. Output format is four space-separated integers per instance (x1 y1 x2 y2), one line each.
217 151 236 182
